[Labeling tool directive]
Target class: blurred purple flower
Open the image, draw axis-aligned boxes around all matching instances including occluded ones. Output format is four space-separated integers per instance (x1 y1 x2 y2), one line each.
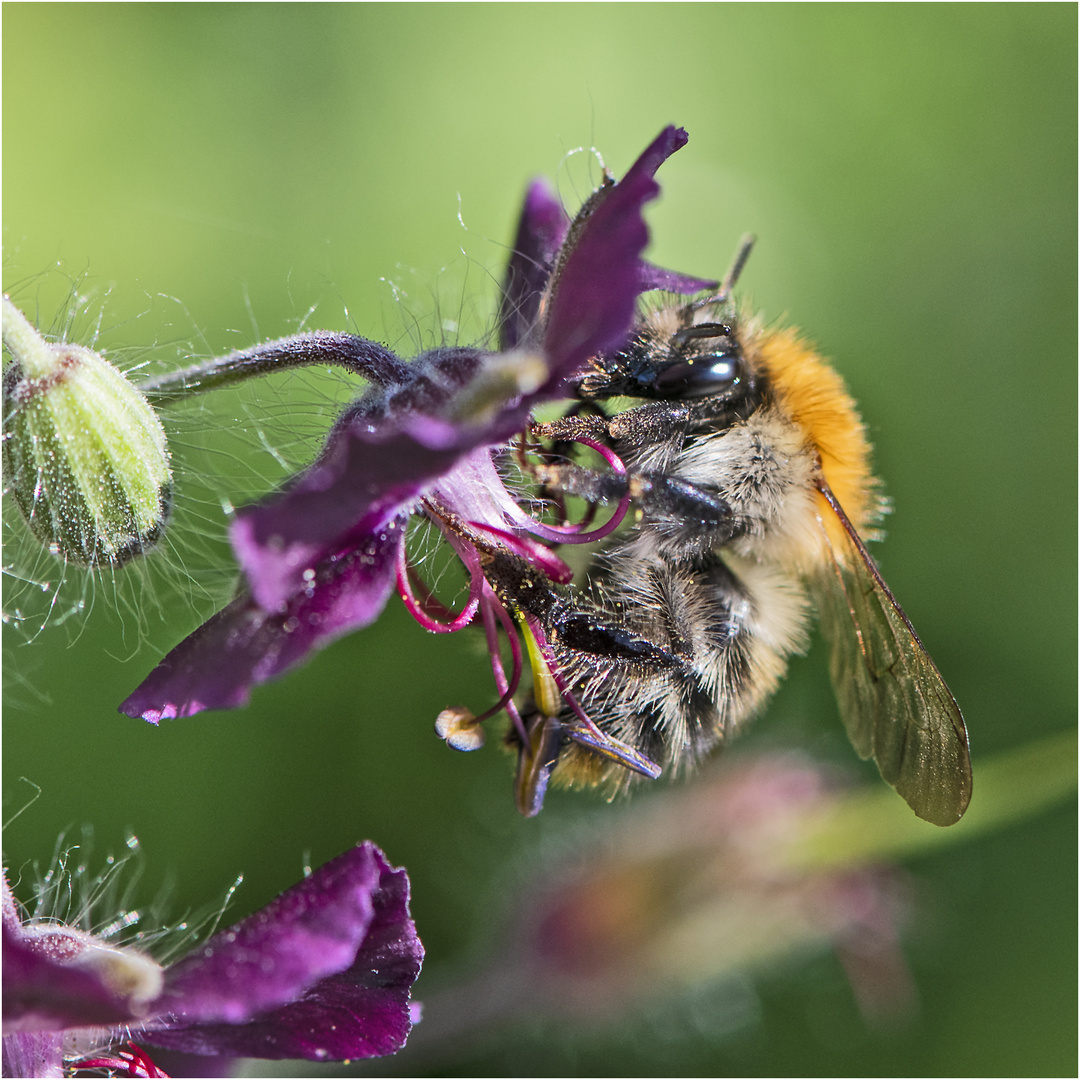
2 842 422 1078
120 126 712 746
402 752 913 1054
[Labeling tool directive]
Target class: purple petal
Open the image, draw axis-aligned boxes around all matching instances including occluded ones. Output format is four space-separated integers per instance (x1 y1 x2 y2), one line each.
158 845 383 1022
638 263 718 295
234 366 483 613
175 131 693 619
540 125 690 386
499 178 570 350
120 129 696 725
120 519 403 721
2 922 141 1033
427 447 541 536
145 844 422 1062
1 1032 64 1079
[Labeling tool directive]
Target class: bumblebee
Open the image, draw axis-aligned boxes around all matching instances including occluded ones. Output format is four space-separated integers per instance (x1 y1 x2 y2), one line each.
486 238 972 826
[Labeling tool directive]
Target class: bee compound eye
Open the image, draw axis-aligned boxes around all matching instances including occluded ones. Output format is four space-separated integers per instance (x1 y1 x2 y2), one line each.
651 353 740 399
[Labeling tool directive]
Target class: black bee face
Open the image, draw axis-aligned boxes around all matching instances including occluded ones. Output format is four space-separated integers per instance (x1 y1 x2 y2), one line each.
575 306 763 435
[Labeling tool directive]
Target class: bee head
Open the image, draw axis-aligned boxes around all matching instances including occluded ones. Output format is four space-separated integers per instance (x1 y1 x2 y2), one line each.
575 303 756 408
575 235 758 406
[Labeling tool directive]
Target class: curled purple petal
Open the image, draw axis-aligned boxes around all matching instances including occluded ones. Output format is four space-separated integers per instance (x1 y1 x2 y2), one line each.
540 125 690 387
499 178 570 350
120 519 404 721
121 126 700 728
145 844 422 1062
638 263 718 295
233 353 487 613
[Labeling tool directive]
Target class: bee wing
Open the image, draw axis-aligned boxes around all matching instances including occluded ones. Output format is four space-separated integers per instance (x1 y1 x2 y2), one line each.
814 480 972 826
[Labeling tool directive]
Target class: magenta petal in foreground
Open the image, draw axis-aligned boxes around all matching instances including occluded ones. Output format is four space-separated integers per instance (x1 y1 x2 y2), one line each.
143 844 422 1061
3 844 422 1075
120 521 404 721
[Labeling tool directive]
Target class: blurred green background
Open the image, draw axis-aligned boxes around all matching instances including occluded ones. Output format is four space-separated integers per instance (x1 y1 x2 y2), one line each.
3 4 1075 1076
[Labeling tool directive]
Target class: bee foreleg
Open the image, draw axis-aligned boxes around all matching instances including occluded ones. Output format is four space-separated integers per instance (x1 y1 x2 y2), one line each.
536 400 697 446
532 461 735 545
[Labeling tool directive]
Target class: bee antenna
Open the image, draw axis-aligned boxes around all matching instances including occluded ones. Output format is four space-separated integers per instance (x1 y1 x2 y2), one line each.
717 233 756 303
689 233 756 312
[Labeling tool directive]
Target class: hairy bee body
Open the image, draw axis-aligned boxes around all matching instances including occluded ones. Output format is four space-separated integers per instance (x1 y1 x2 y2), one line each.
550 535 808 788
494 274 970 825
534 306 877 790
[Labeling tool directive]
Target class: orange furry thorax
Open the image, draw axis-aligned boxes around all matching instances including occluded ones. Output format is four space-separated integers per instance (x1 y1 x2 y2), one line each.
754 327 880 540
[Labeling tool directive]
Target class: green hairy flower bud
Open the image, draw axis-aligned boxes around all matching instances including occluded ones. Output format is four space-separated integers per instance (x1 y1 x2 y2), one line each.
2 297 172 566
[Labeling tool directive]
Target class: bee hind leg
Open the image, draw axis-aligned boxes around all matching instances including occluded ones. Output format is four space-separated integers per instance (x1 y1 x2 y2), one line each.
480 545 684 670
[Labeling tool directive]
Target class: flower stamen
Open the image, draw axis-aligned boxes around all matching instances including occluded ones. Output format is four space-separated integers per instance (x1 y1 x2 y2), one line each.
520 436 632 544
75 1042 169 1078
395 533 481 634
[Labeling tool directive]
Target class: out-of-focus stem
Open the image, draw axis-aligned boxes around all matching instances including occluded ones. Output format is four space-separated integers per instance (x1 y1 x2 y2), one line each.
781 729 1077 873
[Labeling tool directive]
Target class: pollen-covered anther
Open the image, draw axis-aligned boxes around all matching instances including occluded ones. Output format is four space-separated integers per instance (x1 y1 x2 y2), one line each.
435 706 486 751
2 297 172 566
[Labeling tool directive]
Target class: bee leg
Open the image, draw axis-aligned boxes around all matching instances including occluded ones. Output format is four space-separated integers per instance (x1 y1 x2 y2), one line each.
513 711 563 817
532 460 735 539
478 544 680 810
538 400 699 446
560 717 663 779
534 412 616 442
480 545 683 670
512 702 665 817
531 412 734 534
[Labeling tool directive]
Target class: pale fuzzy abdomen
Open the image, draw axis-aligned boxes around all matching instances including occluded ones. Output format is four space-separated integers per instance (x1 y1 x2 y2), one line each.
553 529 812 786
551 382 854 789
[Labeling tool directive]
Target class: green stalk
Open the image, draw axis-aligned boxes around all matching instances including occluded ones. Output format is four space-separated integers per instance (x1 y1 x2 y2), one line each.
780 729 1077 873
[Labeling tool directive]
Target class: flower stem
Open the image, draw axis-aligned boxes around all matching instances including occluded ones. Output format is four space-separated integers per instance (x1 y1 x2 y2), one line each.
2 296 58 378
780 729 1078 873
137 331 411 406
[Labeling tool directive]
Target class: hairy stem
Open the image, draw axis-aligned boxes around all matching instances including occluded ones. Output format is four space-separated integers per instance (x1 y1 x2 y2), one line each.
137 331 410 405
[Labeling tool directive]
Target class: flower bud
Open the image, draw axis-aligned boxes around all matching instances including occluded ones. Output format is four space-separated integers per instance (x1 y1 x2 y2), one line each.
2 297 172 566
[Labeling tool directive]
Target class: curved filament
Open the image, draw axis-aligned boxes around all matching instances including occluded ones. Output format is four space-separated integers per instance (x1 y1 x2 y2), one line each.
395 533 481 633
526 436 632 544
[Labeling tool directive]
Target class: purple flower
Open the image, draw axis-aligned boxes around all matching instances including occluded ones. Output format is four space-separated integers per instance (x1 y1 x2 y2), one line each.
120 127 711 741
408 752 914 1039
2 842 423 1077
